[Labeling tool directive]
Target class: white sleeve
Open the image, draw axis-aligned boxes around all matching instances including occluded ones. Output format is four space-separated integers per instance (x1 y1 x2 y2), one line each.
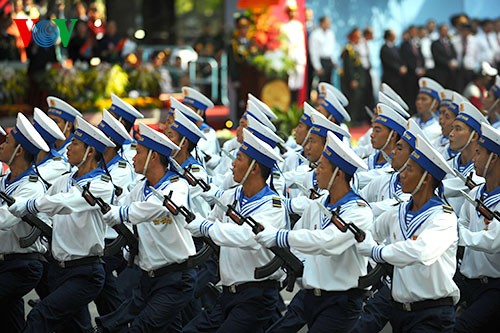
36 179 113 216
380 213 457 267
371 208 395 243
0 181 45 229
459 221 500 254
309 31 321 71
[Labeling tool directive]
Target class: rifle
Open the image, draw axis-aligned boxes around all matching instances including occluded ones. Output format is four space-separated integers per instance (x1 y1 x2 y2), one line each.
317 203 366 242
460 189 500 222
170 159 211 192
148 186 219 267
364 105 376 120
221 148 236 161
454 169 479 190
72 180 138 267
358 263 394 289
0 191 52 247
212 197 303 292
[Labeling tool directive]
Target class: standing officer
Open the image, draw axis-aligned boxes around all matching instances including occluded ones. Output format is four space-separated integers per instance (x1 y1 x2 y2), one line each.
99 123 197 332
357 135 459 332
184 128 286 332
0 113 49 332
9 117 115 333
256 130 373 332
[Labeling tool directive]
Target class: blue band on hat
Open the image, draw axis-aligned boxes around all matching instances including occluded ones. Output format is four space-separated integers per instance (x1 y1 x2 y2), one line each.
33 121 58 145
98 121 127 147
478 135 500 156
11 126 40 155
441 101 459 115
322 144 357 175
171 121 201 144
137 135 173 157
492 85 500 99
109 104 136 124
310 125 345 141
247 127 277 148
74 129 107 153
455 113 482 133
239 143 275 169
320 100 344 123
419 87 440 102
375 115 406 136
47 107 76 123
300 114 312 127
170 105 198 123
410 149 446 181
183 96 207 112
401 130 417 149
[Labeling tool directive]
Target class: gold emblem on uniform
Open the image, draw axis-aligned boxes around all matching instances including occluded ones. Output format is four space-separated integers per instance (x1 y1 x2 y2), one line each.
412 235 418 240
484 218 491 231
50 99 56 106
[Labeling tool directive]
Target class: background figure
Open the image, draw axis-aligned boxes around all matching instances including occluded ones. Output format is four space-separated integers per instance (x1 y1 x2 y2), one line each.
431 24 458 90
401 25 426 113
281 3 307 105
308 16 336 87
380 29 407 96
341 28 370 124
358 27 375 110
452 23 480 93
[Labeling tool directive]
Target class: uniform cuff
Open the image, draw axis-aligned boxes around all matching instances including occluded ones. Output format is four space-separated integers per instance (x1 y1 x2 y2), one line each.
26 199 39 215
119 205 129 223
276 230 290 248
371 245 386 263
200 220 213 237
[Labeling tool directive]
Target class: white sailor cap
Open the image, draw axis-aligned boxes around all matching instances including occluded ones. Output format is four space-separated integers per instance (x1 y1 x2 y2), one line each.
491 76 500 99
74 116 115 153
481 61 498 77
246 114 284 149
320 88 351 123
171 106 206 145
381 83 409 111
323 131 367 175
378 92 410 119
374 103 407 136
418 77 444 102
182 86 214 112
239 128 283 169
170 96 203 123
98 109 131 147
109 94 144 124
248 93 278 120
46 96 82 123
478 122 500 156
138 122 180 157
33 107 65 145
243 100 276 132
0 125 5 136
455 102 488 133
318 82 349 107
301 102 319 127
439 89 465 115
310 112 351 140
11 113 49 154
402 119 429 149
410 134 455 181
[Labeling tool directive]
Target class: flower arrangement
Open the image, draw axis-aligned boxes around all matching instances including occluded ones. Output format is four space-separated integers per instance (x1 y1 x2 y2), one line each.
235 8 296 79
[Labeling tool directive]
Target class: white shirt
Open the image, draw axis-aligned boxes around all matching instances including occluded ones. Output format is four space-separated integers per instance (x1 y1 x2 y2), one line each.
205 185 286 286
411 114 442 144
309 28 336 71
371 197 460 304
36 170 114 261
120 172 195 271
288 191 373 291
459 184 500 278
36 152 71 186
354 128 375 159
0 170 47 255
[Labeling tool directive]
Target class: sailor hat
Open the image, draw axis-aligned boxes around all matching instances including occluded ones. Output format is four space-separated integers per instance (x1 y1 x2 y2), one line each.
109 94 144 124
410 134 455 181
98 109 131 147
46 96 82 123
239 128 283 169
322 131 367 175
11 113 49 154
182 86 214 112
138 122 180 157
33 107 65 145
171 106 207 144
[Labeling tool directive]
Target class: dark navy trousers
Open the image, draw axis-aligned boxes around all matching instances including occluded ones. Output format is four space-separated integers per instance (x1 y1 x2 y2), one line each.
0 258 44 333
350 283 392 333
391 305 455 332
23 262 105 333
183 285 279 333
265 289 306 333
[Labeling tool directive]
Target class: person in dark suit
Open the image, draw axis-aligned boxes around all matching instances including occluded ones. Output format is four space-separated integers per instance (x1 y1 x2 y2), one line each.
380 29 407 97
431 24 458 90
401 25 426 113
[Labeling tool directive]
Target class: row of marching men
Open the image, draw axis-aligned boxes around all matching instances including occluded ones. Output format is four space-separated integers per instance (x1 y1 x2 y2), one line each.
0 74 499 333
